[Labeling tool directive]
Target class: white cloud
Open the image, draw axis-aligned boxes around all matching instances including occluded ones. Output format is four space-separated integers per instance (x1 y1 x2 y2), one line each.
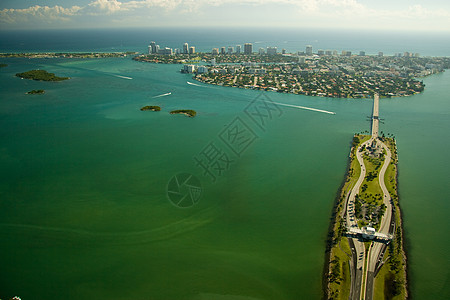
0 5 81 24
85 0 123 15
0 0 449 31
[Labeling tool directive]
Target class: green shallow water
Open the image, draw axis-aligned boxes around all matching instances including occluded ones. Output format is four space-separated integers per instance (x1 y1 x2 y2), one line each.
0 58 448 299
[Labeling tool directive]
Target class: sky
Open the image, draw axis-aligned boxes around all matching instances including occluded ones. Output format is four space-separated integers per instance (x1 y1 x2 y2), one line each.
1 0 450 32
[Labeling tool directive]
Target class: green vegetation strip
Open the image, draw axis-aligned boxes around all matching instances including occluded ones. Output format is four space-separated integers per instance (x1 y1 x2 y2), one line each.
325 135 406 300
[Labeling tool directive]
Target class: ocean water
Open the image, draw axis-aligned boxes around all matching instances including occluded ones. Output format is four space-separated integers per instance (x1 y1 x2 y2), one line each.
1 27 450 56
0 29 449 300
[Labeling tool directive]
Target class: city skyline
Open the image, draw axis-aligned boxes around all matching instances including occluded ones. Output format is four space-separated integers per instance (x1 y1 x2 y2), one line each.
1 0 450 32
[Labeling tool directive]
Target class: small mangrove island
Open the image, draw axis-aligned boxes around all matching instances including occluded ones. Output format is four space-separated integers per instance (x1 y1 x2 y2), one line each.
0 63 7 68
170 109 196 117
16 70 69 81
27 89 45 95
140 105 161 111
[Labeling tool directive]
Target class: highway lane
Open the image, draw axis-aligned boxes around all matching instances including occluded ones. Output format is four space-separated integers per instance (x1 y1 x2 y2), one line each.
346 136 374 299
364 139 393 300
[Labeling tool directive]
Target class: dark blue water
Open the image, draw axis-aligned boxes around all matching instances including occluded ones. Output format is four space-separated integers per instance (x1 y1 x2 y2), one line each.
1 28 449 56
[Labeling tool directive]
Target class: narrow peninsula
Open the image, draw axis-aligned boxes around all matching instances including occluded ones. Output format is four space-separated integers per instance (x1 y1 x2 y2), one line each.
16 70 69 81
325 94 407 300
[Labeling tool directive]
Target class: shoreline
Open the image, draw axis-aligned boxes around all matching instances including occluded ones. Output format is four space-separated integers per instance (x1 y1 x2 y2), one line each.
324 135 407 300
322 137 354 300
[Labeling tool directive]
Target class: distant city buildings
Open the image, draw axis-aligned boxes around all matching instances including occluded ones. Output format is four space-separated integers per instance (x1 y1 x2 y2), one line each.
244 43 253 55
267 47 277 55
342 50 352 56
146 40 421 63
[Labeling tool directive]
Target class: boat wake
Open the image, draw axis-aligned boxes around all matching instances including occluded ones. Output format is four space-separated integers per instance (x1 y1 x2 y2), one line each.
114 75 133 80
187 81 204 87
272 101 336 115
152 92 171 98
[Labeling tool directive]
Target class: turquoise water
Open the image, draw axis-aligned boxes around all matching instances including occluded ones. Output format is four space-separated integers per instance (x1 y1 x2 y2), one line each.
0 57 449 299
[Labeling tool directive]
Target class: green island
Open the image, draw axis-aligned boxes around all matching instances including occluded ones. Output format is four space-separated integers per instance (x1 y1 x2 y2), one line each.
16 70 69 81
140 105 161 111
27 89 45 95
1 52 138 59
325 128 407 299
0 63 7 68
169 109 196 117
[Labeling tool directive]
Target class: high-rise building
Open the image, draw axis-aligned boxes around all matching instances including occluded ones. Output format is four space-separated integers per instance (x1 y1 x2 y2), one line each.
158 47 172 55
259 48 265 55
378 52 384 57
149 41 157 54
183 43 189 54
236 45 241 54
282 49 286 55
342 50 351 56
221 47 226 55
244 43 253 55
155 45 160 53
212 48 219 55
267 47 277 55
189 46 195 54
317 49 324 56
359 51 366 56
298 56 306 64
306 45 313 56
325 50 332 56
228 47 234 54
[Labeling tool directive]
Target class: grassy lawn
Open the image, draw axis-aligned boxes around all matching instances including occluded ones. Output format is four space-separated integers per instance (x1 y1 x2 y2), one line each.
329 237 352 300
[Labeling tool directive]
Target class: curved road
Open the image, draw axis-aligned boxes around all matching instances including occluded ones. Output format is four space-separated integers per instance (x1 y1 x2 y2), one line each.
364 139 393 300
346 137 373 300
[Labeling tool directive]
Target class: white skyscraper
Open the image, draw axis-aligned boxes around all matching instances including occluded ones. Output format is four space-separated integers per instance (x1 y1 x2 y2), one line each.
149 41 157 54
183 43 189 54
267 47 277 55
306 45 313 56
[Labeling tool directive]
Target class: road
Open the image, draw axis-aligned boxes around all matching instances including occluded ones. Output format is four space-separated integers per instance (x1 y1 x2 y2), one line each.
371 93 379 138
364 138 393 300
346 136 373 300
346 94 394 300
